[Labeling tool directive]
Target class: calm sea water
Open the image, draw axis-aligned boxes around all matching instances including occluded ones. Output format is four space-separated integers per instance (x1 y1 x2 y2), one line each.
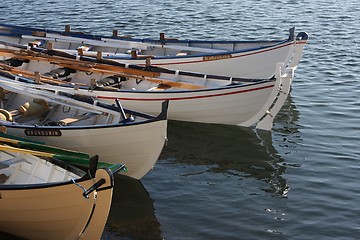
1 0 359 239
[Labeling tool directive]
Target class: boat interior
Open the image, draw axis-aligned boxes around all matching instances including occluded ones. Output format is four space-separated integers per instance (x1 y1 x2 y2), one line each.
0 89 123 127
0 148 81 185
0 27 289 58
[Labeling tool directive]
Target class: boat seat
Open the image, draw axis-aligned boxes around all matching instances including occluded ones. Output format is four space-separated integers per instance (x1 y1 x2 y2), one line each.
60 115 91 125
28 40 45 48
148 84 172 91
0 155 24 169
58 112 98 125
77 45 93 52
176 50 189 56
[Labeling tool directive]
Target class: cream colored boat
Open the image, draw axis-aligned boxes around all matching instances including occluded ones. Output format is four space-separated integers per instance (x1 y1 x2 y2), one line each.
0 139 126 240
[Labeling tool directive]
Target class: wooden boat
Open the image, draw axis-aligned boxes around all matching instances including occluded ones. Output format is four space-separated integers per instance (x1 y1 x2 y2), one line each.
0 71 168 179
0 43 292 131
0 23 309 78
0 136 126 240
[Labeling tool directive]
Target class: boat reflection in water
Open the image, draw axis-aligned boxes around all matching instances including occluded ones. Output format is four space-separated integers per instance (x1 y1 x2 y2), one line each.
160 94 301 197
102 175 162 240
161 120 290 196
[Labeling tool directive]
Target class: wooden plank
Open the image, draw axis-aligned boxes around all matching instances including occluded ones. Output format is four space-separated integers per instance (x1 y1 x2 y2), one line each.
60 115 91 124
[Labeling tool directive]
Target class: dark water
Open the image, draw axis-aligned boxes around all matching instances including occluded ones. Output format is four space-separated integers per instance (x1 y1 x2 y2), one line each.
1 0 360 239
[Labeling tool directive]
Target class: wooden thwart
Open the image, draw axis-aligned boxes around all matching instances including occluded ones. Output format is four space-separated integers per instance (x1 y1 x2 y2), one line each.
60 114 92 125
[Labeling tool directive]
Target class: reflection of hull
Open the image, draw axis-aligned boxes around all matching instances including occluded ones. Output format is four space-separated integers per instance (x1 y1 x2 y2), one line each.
274 93 300 130
161 121 289 195
103 175 162 240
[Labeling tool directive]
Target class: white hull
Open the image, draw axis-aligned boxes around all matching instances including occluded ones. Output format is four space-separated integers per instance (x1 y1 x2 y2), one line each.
2 120 167 180
102 81 277 125
95 67 293 129
0 65 293 130
0 41 293 131
108 42 298 79
0 24 309 78
0 76 168 179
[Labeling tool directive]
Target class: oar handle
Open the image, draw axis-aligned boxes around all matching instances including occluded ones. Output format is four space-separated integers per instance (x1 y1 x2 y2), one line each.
82 178 106 198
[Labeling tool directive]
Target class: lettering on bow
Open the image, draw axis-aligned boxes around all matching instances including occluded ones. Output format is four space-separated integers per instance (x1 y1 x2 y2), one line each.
203 54 231 61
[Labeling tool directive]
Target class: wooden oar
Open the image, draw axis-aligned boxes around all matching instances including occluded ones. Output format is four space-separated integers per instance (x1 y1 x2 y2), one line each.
0 79 121 116
0 47 205 90
0 136 89 160
0 132 45 144
0 133 127 171
0 48 160 78
56 62 204 89
0 142 114 168
0 63 75 85
0 57 204 90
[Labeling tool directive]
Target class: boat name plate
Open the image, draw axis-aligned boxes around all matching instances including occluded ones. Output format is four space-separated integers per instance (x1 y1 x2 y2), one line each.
25 129 62 137
203 54 232 61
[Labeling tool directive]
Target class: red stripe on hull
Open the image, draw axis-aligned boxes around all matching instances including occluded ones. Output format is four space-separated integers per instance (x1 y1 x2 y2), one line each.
97 84 275 101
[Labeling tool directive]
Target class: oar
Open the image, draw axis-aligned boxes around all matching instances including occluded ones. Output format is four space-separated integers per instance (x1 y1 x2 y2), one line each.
0 63 76 85
0 48 160 78
0 78 121 116
0 48 205 90
0 132 45 145
0 143 114 168
0 136 89 160
54 62 204 89
0 58 204 90
0 134 127 171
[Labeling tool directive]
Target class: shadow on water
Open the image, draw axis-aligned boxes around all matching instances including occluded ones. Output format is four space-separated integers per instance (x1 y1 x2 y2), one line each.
161 120 289 196
102 175 162 240
157 93 301 197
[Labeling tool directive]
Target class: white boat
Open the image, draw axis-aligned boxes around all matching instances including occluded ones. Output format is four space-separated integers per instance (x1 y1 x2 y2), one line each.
0 23 308 78
0 75 168 180
0 137 126 240
0 44 292 130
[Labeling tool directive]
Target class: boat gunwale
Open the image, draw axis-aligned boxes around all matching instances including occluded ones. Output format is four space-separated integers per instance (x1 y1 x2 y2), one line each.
0 22 292 44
